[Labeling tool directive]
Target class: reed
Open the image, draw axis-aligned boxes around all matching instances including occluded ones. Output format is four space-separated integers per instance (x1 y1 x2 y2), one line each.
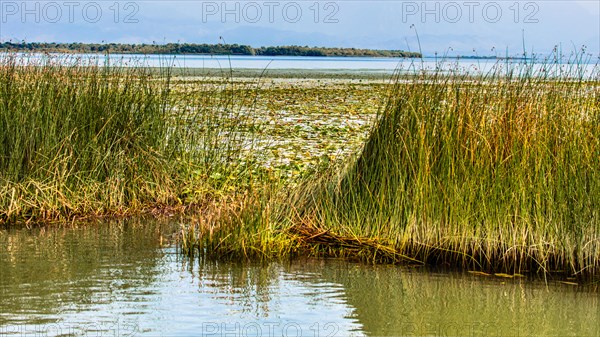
180 57 600 278
8 52 600 278
0 54 253 224
296 59 600 276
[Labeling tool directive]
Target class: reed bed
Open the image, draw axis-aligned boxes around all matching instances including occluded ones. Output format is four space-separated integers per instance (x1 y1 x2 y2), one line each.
295 60 600 277
0 54 253 224
180 59 600 279
5 52 600 279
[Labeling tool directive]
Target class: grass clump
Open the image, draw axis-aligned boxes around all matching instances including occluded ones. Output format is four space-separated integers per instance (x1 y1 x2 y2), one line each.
0 54 252 224
296 61 600 276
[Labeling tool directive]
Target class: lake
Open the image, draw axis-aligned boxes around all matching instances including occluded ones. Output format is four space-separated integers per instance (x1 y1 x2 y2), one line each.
9 53 598 77
1 220 598 336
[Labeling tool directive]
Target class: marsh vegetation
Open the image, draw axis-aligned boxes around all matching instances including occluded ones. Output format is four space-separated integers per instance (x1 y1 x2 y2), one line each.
1 53 599 280
296 64 600 277
180 58 600 280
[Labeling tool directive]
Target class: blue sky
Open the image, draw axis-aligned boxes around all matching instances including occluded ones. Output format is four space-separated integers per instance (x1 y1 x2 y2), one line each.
1 1 598 56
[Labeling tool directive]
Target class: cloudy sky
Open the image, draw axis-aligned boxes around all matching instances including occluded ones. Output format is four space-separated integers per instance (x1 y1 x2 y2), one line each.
1 0 598 56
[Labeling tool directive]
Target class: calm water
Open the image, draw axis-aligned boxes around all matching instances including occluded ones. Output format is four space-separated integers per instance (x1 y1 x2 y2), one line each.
9 53 599 76
1 220 599 337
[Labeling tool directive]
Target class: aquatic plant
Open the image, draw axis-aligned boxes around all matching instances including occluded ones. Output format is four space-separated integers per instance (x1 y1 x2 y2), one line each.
297 59 600 277
0 54 252 224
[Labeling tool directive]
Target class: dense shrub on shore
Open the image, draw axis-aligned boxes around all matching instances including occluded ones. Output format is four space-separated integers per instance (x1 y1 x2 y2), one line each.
0 42 421 58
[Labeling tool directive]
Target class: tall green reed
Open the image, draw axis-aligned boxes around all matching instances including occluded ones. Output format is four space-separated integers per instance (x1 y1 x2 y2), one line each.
300 59 600 276
0 54 255 224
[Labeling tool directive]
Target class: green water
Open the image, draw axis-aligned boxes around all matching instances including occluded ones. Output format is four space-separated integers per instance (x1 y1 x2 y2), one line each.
1 220 598 336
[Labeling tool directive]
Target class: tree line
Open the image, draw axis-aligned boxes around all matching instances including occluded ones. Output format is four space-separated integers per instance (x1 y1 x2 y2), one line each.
0 42 421 58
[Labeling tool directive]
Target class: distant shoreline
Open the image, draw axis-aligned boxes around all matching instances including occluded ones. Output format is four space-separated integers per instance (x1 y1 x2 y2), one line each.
0 42 422 58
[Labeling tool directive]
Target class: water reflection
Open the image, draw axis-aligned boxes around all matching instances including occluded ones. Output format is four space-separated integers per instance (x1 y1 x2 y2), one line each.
0 221 363 336
0 220 171 336
319 263 600 336
152 258 363 336
1 221 598 337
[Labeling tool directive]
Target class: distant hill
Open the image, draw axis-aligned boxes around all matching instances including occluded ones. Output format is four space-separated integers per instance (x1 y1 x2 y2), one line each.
0 42 421 58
